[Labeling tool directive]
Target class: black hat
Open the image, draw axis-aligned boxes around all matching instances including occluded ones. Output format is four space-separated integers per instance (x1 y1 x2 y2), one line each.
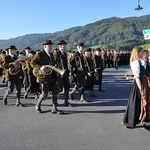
2 51 6 54
8 45 17 50
43 40 54 45
29 50 36 55
57 40 67 45
77 43 84 46
95 48 101 52
25 47 31 50
85 48 92 52
19 52 24 54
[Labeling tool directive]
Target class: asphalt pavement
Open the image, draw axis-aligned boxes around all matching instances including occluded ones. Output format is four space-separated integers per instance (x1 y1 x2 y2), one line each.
0 65 150 150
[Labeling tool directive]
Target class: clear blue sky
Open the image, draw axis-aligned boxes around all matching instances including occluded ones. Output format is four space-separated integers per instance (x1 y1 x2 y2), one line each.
0 0 149 40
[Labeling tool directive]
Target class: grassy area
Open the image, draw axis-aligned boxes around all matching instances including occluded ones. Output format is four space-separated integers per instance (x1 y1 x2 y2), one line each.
140 43 150 50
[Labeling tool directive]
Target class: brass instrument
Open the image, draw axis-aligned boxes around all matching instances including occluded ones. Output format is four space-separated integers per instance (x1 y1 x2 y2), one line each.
57 56 64 70
8 59 23 75
86 57 95 74
33 65 66 78
75 56 83 69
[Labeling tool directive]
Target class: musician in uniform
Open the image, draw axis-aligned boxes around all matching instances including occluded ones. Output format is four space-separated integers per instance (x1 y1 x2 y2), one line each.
22 47 31 90
69 43 88 102
94 48 105 92
0 49 4 77
112 49 119 70
24 50 41 99
101 48 107 68
1 50 7 83
2 45 24 106
53 40 72 107
30 40 64 114
106 50 112 68
84 48 97 97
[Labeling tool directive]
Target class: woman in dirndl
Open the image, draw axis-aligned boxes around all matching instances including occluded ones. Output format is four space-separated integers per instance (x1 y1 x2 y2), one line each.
122 46 148 129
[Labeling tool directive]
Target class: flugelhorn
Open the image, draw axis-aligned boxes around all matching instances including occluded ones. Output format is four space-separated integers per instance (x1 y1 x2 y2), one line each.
57 57 64 70
33 65 66 78
75 56 83 69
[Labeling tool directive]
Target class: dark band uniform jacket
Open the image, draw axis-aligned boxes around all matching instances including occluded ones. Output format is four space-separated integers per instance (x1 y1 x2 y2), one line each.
53 49 69 76
69 51 87 75
94 54 105 70
2 55 22 81
30 50 57 84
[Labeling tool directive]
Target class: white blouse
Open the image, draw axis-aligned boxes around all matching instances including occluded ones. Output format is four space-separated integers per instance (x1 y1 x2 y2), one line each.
130 60 146 78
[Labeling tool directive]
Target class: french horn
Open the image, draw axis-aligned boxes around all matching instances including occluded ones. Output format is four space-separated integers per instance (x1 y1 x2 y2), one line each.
33 65 66 78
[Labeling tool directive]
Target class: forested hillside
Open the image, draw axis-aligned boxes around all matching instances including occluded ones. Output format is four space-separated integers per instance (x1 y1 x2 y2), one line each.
0 14 150 51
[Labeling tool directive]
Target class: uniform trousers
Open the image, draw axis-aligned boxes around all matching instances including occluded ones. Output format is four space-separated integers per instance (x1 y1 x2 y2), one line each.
36 82 58 110
57 73 70 103
3 79 21 103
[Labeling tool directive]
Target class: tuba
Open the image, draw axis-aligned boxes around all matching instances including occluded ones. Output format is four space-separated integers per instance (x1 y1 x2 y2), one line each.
33 65 66 78
8 59 23 75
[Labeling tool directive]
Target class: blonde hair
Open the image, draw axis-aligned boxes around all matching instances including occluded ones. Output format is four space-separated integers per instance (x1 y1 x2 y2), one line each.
148 47 150 53
129 46 143 64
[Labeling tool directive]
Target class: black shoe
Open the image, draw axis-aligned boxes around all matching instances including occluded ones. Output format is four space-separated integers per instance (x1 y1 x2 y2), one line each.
99 89 105 92
2 80 5 83
3 98 7 105
16 102 24 107
143 124 150 131
126 125 135 129
51 109 64 115
63 102 72 107
80 98 88 102
69 93 74 100
90 94 97 97
35 105 42 113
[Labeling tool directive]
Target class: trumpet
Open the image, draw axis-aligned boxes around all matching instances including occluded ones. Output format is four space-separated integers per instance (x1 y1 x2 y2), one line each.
33 65 66 78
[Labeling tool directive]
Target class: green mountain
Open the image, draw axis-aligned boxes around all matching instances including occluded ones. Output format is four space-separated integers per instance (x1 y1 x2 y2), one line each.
0 14 150 51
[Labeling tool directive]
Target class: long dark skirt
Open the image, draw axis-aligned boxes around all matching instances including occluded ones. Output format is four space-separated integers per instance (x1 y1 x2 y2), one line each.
123 80 141 127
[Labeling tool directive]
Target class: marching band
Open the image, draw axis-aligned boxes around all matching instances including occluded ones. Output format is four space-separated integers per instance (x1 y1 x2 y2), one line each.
0 40 131 114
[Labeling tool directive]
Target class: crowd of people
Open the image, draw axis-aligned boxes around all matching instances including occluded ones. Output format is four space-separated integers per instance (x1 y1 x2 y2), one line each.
0 40 131 115
2 40 150 131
